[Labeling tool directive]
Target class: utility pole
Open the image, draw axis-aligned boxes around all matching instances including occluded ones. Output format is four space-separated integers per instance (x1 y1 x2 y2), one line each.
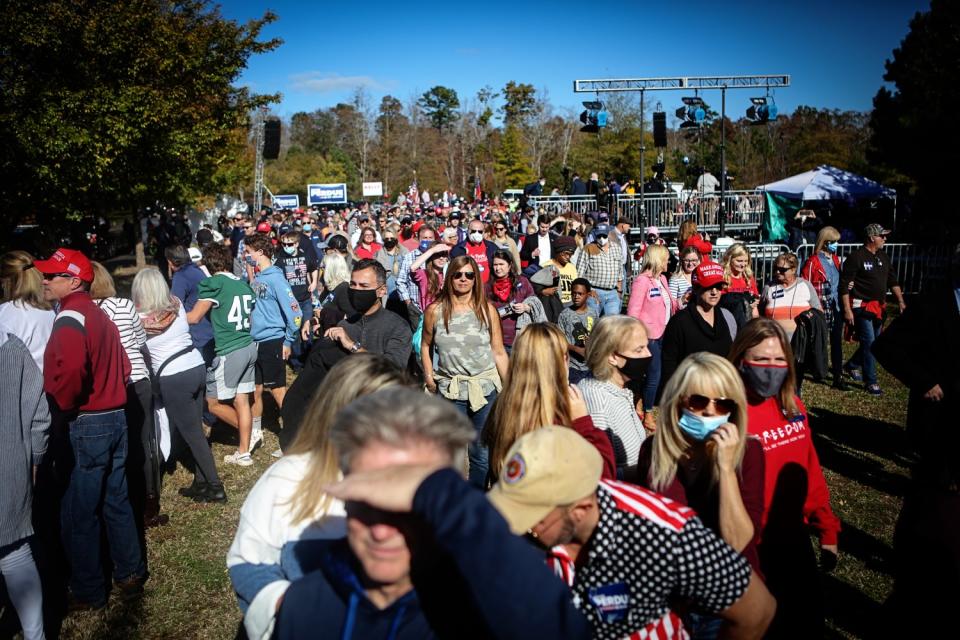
253 107 266 215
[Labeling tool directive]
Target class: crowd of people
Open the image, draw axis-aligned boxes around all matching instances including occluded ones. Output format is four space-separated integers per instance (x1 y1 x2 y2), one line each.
0 194 950 639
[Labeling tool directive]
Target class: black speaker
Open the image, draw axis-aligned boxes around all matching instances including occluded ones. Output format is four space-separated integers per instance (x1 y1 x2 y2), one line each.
263 119 281 160
652 112 667 148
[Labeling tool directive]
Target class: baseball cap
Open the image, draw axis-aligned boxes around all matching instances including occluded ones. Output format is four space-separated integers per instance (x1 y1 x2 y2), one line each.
188 247 203 263
645 225 660 237
864 223 890 238
34 248 94 282
256 222 272 233
401 216 413 225
693 262 725 288
488 427 603 535
449 211 461 220
593 223 611 238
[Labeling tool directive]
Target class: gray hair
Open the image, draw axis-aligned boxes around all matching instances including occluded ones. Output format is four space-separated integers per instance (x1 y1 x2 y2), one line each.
165 245 191 268
331 387 474 473
132 267 174 315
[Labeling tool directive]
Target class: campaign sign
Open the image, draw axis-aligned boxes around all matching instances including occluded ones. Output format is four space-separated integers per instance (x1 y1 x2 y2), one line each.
362 181 384 197
272 194 300 209
308 183 348 205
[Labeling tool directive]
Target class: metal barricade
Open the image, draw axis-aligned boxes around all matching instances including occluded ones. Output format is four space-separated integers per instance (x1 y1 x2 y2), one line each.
615 190 765 236
795 243 952 295
528 195 597 215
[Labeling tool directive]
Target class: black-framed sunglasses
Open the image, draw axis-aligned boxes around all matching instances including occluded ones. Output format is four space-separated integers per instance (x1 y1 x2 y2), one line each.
42 272 75 281
774 266 794 273
686 394 737 414
453 270 476 281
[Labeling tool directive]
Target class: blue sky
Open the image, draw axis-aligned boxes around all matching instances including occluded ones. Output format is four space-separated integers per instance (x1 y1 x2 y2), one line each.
221 0 928 120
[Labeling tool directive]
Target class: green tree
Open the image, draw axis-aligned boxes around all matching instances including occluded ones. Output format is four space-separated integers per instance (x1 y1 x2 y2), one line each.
0 0 281 245
500 81 537 127
869 0 959 235
494 125 534 191
418 86 460 133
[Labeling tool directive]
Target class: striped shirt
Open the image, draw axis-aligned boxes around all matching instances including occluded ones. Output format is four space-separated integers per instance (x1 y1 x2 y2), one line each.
574 243 623 290
96 297 149 383
546 481 751 640
576 376 645 466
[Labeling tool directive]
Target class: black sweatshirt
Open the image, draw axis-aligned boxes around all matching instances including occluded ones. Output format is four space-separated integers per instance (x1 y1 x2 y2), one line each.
660 303 737 395
839 246 899 303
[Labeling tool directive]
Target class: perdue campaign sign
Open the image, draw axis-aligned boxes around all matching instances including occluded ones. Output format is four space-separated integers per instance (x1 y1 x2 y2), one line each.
272 194 300 209
307 183 347 205
362 181 383 197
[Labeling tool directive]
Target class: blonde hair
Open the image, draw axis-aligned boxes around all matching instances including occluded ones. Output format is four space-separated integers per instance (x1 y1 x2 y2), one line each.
322 253 350 291
285 354 410 524
0 251 51 310
131 268 175 315
484 323 573 478
813 226 841 254
650 352 748 491
640 244 669 277
89 261 117 299
721 243 755 285
585 315 646 381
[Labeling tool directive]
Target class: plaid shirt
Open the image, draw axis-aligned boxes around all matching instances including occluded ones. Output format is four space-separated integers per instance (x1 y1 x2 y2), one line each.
574 244 623 290
396 249 424 307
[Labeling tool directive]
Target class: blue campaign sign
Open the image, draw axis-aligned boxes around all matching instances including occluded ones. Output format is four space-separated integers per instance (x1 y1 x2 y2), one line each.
273 194 300 209
307 183 348 205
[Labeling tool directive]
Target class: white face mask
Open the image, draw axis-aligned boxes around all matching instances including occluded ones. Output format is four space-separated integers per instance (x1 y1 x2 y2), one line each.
597 236 608 246
469 231 484 244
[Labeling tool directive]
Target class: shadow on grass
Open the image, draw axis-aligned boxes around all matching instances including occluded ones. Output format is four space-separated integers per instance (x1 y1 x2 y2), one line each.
808 408 912 497
838 521 893 576
823 571 883 640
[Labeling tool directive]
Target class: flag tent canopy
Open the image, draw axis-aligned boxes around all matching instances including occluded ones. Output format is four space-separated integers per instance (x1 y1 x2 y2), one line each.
758 164 895 202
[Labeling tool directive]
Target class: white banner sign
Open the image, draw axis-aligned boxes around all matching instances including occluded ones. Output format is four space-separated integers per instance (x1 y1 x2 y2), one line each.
362 181 384 197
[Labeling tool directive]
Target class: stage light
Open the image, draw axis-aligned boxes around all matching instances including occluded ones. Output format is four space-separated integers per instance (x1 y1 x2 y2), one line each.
675 97 706 129
579 100 609 133
746 97 778 123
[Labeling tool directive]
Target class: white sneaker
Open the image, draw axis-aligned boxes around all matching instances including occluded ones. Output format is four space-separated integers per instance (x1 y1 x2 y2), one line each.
223 451 253 467
250 427 263 453
271 448 283 458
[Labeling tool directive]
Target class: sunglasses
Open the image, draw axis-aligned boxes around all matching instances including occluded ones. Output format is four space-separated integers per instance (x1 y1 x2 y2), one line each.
243 225 254 230
495 227 506 232
686 394 737 415
42 272 74 281
453 271 476 280
774 266 794 273
282 242 297 248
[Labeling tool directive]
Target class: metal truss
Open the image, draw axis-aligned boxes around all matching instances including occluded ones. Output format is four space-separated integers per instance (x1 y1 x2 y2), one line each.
574 75 790 93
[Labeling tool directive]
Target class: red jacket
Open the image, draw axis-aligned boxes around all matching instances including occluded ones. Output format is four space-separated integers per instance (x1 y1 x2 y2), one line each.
746 396 840 545
800 252 841 290
44 291 131 413
681 234 714 263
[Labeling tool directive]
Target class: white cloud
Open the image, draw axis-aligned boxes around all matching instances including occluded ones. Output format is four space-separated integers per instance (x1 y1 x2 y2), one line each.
289 72 384 93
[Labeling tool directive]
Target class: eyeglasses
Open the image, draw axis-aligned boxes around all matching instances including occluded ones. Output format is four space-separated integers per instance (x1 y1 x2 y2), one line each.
243 225 254 230
774 266 794 273
682 259 700 265
453 271 476 280
685 394 737 415
42 272 74 281
282 242 297 248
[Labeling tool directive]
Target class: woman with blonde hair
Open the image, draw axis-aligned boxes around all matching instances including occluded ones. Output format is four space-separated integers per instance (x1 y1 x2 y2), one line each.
0 250 55 372
719 243 760 329
634 355 763 639
227 354 408 640
484 323 615 482
91 262 164 526
800 226 845 389
421 255 509 487
627 244 675 432
577 315 651 474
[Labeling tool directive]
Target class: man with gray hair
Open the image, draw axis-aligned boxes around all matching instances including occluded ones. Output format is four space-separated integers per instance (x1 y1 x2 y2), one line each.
275 388 590 640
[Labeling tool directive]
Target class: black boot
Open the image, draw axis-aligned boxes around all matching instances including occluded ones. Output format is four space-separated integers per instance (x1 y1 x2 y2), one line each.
178 479 207 498
144 493 170 528
193 483 227 504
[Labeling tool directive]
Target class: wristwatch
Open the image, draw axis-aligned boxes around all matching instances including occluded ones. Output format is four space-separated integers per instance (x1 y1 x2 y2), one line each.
349 341 362 353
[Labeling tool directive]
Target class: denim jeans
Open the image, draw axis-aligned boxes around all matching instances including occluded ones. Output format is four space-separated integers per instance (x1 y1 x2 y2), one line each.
588 288 622 317
848 308 883 385
0 539 44 640
61 409 145 605
642 338 663 412
453 390 497 488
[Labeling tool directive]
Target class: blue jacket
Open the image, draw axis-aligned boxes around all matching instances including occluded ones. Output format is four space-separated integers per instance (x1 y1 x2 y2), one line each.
171 262 214 350
251 265 303 346
275 468 590 640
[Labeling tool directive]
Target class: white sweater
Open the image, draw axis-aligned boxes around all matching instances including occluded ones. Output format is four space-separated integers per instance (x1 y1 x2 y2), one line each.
226 453 346 640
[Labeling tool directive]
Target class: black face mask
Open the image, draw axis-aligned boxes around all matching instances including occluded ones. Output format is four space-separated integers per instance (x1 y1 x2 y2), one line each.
348 287 380 314
383 238 398 250
617 354 651 380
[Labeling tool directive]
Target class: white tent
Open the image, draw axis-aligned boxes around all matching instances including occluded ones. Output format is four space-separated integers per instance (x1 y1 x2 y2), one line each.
758 165 895 202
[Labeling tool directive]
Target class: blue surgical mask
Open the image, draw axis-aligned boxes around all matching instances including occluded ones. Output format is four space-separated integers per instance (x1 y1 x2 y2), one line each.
283 245 297 256
303 224 313 232
244 254 258 267
826 242 838 253
677 409 730 441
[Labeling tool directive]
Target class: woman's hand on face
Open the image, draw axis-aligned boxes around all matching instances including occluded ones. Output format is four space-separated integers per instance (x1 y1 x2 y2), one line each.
567 384 588 421
709 423 740 473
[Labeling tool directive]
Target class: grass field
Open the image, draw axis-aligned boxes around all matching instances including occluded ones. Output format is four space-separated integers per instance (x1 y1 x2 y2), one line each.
22 299 910 640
